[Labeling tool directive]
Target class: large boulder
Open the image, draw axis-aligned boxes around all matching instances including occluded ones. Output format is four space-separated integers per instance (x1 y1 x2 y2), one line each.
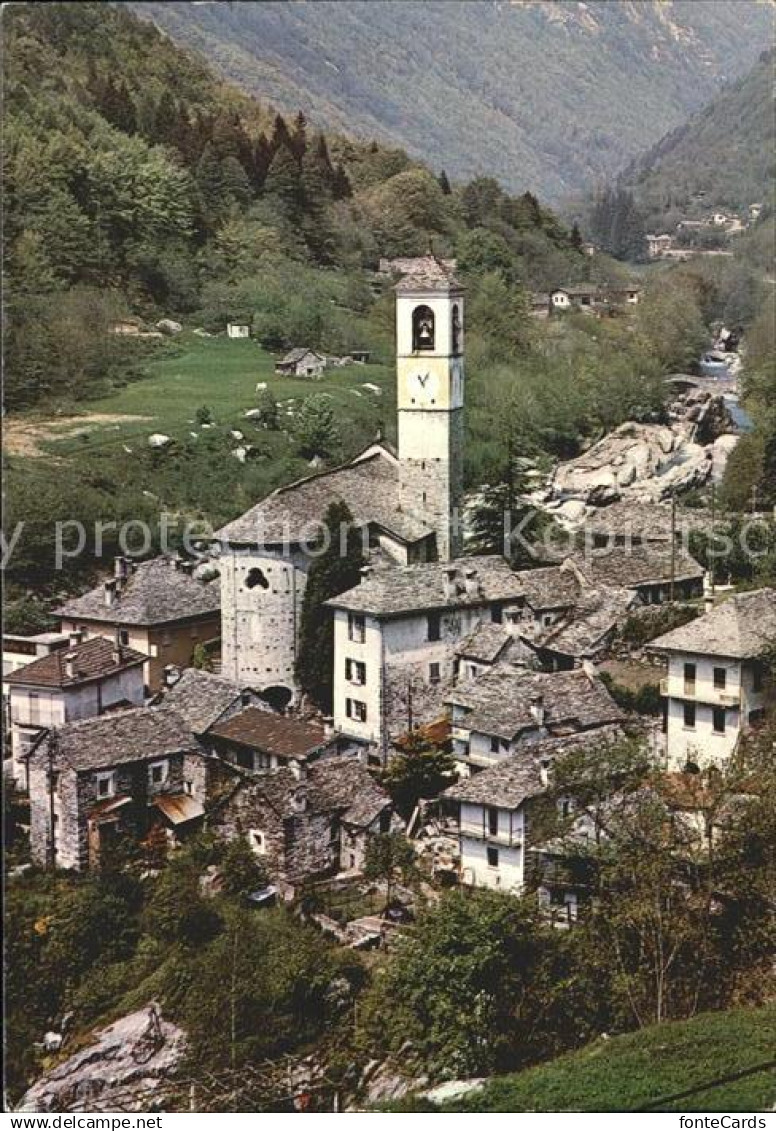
18 1006 185 1113
156 318 182 335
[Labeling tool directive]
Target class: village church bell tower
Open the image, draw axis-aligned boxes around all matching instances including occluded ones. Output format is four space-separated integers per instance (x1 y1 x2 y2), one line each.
395 260 465 561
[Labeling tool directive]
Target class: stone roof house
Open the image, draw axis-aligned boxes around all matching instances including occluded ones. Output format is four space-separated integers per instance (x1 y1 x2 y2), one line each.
275 348 327 377
649 589 776 768
207 706 338 772
443 729 625 910
158 668 264 734
208 756 400 892
6 635 146 790
325 556 527 756
446 666 624 774
56 557 221 691
582 501 711 546
563 545 704 604
28 706 217 870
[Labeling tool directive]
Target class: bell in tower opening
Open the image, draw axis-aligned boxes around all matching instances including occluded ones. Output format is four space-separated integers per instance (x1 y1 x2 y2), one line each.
412 305 435 351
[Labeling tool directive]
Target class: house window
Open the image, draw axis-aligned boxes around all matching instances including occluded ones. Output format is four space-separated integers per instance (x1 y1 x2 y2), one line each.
148 760 169 786
346 658 366 685
543 613 553 627
427 612 441 642
713 667 727 690
183 780 193 795
684 662 696 693
249 829 266 855
490 736 499 753
346 698 367 723
348 613 365 643
487 846 499 868
491 602 503 624
236 748 253 770
379 809 391 834
95 771 116 799
429 662 441 684
683 702 696 729
28 692 41 726
488 807 499 836
712 707 726 734
255 751 272 770
753 666 764 692
119 629 129 646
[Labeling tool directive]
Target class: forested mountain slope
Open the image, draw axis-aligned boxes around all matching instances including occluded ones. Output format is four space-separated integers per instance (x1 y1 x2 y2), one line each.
623 48 775 229
2 1 586 410
131 0 775 201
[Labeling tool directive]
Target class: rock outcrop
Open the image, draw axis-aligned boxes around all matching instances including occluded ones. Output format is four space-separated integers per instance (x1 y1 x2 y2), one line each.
18 1006 185 1113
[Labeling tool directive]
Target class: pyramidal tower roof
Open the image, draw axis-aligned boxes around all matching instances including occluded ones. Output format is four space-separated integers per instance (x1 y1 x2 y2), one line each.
394 254 462 292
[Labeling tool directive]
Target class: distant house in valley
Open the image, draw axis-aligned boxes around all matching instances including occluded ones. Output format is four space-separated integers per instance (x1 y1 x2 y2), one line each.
275 348 327 378
563 544 705 605
110 317 143 336
646 233 674 259
606 285 642 306
28 706 217 870
227 322 251 339
549 285 600 313
347 350 371 364
56 556 221 692
208 755 400 892
529 293 551 318
6 634 146 790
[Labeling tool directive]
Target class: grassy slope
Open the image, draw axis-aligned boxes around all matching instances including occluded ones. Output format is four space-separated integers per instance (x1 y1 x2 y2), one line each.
432 1007 776 1113
30 335 395 457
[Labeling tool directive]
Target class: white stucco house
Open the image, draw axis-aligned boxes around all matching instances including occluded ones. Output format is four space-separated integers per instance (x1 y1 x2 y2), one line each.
6 635 147 790
649 588 776 769
326 556 527 759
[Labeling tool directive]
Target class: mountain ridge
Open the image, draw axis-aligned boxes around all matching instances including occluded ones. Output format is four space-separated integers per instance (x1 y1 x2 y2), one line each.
131 0 775 202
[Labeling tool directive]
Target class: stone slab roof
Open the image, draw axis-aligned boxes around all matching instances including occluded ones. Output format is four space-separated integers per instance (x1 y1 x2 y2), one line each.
649 588 776 658
583 502 712 543
31 706 200 773
161 669 246 734
6 636 145 689
214 446 432 548
516 565 580 610
326 555 524 617
444 728 626 809
279 347 325 365
447 667 624 741
566 545 704 589
455 623 514 664
56 557 220 626
225 756 391 828
209 707 331 760
534 585 638 659
392 255 462 292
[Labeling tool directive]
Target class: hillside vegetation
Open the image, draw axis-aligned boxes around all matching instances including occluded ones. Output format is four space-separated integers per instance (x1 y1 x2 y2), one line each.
623 49 776 230
131 0 775 202
389 1007 776 1112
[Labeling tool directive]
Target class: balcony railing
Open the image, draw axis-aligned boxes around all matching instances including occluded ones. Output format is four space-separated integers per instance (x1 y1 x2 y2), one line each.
660 679 740 708
460 824 523 847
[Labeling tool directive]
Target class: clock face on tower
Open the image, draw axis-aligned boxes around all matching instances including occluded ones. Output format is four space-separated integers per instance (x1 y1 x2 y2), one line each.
408 370 440 405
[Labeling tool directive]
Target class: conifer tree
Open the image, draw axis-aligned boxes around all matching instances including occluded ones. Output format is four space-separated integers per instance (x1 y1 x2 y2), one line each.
290 110 308 159
263 141 302 218
437 169 451 195
251 134 273 191
331 164 352 200
270 113 292 153
570 221 584 251
295 501 366 710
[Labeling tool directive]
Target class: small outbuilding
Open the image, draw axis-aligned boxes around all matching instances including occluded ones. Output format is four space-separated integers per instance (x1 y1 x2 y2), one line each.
275 348 327 378
227 322 251 339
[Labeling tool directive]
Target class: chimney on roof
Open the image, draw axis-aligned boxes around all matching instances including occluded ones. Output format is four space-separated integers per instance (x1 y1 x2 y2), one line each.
170 554 182 571
538 757 551 788
703 570 714 613
64 652 77 680
112 642 122 666
114 556 128 581
322 716 335 740
443 567 458 600
240 689 252 707
530 693 545 727
359 565 373 583
463 567 480 598
104 579 117 608
289 759 307 783
163 664 181 688
581 659 597 680
68 630 83 649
